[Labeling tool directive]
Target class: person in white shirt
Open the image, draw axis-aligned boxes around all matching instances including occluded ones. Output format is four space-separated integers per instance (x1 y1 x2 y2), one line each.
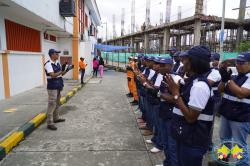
164 45 213 166
44 49 73 130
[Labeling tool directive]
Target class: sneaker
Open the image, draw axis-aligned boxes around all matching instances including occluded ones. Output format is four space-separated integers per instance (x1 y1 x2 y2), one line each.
145 139 153 144
54 119 66 123
150 147 162 153
47 125 57 130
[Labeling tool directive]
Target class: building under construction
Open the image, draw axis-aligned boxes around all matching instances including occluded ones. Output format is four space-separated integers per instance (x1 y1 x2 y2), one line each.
105 0 250 53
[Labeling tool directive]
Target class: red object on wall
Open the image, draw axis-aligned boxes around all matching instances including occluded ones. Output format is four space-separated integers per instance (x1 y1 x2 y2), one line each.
5 19 41 52
49 35 57 42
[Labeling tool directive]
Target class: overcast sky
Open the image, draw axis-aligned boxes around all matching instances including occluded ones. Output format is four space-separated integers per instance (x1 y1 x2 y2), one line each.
96 0 250 39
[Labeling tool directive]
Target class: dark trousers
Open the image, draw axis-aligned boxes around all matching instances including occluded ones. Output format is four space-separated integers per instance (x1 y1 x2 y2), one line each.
93 67 98 77
177 142 207 166
151 104 163 150
80 69 85 83
160 119 178 166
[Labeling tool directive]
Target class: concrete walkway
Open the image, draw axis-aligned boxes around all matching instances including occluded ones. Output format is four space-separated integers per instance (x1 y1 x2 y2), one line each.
0 78 91 142
0 71 153 166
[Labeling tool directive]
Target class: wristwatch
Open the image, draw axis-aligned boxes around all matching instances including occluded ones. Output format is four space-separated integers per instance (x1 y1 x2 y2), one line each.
157 91 161 98
173 95 179 100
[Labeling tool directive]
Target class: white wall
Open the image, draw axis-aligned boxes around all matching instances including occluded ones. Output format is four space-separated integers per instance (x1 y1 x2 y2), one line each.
79 42 93 76
0 54 5 100
58 38 73 79
42 39 60 62
10 0 73 34
8 53 43 96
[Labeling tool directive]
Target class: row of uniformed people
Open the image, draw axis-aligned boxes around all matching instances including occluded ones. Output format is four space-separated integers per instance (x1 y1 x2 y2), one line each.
126 45 250 166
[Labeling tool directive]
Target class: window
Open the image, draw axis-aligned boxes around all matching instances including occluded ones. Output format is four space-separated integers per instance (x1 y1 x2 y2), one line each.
44 32 57 42
5 19 41 52
85 13 88 28
50 35 57 42
78 0 84 34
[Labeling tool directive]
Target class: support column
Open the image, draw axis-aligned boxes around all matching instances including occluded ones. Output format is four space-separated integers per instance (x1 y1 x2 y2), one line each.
182 35 187 49
194 19 201 46
236 0 247 47
72 0 79 80
130 37 134 52
159 38 163 53
2 53 10 98
135 42 140 52
121 40 125 46
163 28 170 53
144 33 149 52
176 35 181 50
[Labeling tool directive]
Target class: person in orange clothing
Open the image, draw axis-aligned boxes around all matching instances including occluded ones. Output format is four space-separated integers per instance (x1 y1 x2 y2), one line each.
130 57 139 105
126 57 134 98
79 57 87 84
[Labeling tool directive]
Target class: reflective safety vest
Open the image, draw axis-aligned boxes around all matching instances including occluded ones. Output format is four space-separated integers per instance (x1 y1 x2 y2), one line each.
170 75 214 149
206 68 221 101
146 72 160 105
140 68 150 97
220 73 250 122
44 60 64 90
159 77 175 121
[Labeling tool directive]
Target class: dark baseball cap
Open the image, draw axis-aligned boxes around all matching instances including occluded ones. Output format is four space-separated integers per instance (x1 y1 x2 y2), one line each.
147 56 155 61
236 52 250 62
48 49 61 56
211 53 220 61
154 57 173 65
181 45 211 61
173 51 181 57
168 48 177 52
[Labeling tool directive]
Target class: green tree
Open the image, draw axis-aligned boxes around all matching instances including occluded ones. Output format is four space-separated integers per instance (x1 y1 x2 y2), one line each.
237 41 250 52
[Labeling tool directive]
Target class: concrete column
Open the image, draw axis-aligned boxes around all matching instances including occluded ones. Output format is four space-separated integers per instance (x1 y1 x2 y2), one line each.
163 28 170 53
201 29 206 44
194 19 201 45
72 0 79 80
144 33 149 52
195 0 203 15
236 0 247 47
130 37 134 49
176 35 181 50
159 38 164 53
135 42 140 52
247 30 250 40
182 35 187 49
121 40 125 46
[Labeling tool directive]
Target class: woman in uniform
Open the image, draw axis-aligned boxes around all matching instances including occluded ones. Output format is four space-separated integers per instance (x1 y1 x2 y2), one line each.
165 45 214 166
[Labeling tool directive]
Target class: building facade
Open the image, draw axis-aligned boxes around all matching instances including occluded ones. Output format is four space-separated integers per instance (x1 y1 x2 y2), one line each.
0 0 101 100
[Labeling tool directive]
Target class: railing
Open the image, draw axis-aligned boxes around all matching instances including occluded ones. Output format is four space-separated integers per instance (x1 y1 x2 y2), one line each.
101 51 238 69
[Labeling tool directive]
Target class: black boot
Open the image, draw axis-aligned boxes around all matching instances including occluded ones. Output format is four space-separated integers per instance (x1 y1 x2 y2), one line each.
130 100 138 105
126 93 133 97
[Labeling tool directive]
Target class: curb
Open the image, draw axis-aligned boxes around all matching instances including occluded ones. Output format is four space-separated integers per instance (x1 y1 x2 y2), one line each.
0 78 91 161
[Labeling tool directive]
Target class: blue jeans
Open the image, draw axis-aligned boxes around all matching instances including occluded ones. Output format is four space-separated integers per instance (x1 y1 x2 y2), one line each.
177 143 207 166
220 116 250 166
160 119 178 166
